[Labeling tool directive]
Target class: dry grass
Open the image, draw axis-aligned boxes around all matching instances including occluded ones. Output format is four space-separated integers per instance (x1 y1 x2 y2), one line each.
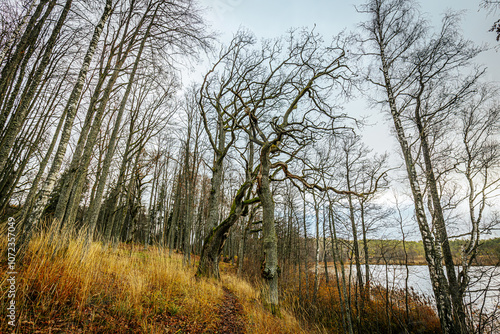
222 274 309 334
0 224 308 333
279 271 442 334
0 221 442 334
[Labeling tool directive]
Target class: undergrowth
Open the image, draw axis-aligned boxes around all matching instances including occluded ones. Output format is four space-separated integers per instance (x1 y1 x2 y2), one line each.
0 225 306 333
279 270 442 333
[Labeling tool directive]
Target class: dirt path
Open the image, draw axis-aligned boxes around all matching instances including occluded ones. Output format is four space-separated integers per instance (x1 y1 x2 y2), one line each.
215 287 246 334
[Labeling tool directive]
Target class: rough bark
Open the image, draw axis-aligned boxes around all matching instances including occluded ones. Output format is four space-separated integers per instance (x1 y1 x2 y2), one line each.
205 112 226 231
258 143 280 315
23 0 112 231
237 217 250 277
196 108 239 275
196 181 252 278
0 0 67 173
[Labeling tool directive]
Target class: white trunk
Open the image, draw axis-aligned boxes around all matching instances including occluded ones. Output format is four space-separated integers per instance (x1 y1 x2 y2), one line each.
24 0 113 229
0 0 69 173
378 40 455 333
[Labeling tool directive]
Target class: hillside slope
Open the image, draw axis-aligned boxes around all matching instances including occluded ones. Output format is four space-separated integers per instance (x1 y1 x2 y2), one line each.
0 232 307 334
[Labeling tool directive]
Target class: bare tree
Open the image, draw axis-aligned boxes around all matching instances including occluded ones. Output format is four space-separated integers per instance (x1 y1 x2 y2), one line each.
0 0 71 174
196 31 256 278
481 0 500 41
18 0 114 253
360 0 493 332
213 29 354 314
85 2 159 242
0 0 37 65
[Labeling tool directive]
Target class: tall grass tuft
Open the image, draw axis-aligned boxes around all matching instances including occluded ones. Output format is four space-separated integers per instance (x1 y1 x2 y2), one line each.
1 221 222 333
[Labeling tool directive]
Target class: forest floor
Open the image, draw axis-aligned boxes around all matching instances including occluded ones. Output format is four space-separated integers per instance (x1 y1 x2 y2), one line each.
215 287 246 334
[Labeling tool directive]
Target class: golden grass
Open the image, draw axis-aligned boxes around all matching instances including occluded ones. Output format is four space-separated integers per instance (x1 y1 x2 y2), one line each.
0 225 308 333
222 274 310 334
0 221 442 334
279 271 442 334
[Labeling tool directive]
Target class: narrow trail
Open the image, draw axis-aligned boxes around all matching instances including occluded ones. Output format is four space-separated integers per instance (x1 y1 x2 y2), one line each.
215 287 246 334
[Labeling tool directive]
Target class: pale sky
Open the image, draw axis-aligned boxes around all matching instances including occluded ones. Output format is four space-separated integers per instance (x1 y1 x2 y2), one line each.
200 0 498 82
194 0 500 239
197 0 499 152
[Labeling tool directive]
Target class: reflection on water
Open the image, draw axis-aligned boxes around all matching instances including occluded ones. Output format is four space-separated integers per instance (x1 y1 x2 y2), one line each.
362 265 500 313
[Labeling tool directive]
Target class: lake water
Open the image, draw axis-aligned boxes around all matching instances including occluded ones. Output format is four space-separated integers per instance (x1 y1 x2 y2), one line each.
360 264 500 314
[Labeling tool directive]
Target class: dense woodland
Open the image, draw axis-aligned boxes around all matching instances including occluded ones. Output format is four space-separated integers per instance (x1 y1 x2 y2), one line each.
1 0 500 333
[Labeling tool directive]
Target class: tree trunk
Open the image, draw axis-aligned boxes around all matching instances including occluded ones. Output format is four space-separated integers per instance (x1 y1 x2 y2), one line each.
328 200 354 334
13 0 76 259
196 181 252 278
105 103 138 243
0 0 69 173
86 7 154 241
322 205 329 284
378 44 455 333
414 93 468 333
0 0 38 65
205 113 226 230
167 168 183 255
182 116 193 266
301 188 309 300
312 191 320 303
258 143 280 315
55 0 145 229
196 115 242 277
60 64 120 228
237 218 250 277
24 0 113 232
0 0 51 126
360 200 370 297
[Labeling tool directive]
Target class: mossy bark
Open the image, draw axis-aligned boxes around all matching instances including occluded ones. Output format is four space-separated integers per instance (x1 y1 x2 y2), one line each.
258 143 280 316
196 182 252 279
